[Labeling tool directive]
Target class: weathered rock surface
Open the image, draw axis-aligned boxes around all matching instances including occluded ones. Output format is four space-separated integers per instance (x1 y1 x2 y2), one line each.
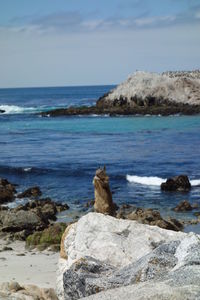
0 281 58 300
97 71 200 108
126 207 183 231
0 178 16 204
41 71 200 117
161 175 191 192
57 212 189 299
93 167 116 216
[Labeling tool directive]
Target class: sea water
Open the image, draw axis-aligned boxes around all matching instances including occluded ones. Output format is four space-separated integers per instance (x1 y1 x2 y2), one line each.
0 85 200 223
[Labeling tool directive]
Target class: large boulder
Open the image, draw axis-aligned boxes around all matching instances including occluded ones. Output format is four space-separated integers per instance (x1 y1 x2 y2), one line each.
93 167 116 216
0 178 16 204
161 175 191 192
57 212 187 299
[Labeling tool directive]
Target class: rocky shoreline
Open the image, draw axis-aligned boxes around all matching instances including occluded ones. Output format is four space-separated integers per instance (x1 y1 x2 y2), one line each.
40 70 200 117
1 170 200 299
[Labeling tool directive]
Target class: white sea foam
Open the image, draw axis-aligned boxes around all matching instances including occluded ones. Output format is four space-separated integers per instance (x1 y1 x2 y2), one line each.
126 175 166 186
0 105 37 114
190 179 200 186
126 175 200 187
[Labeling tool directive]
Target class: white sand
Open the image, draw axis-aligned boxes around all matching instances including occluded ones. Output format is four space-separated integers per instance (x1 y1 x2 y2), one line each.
0 239 59 289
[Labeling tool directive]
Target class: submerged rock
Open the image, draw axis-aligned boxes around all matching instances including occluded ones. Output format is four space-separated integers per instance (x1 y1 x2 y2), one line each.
57 213 200 300
93 167 116 216
17 186 42 199
173 200 193 212
161 175 191 192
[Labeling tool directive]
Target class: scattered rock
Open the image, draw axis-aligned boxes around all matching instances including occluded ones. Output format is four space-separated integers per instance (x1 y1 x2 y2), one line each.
127 208 183 231
0 282 58 300
93 167 116 216
17 186 42 199
161 175 191 192
173 200 193 212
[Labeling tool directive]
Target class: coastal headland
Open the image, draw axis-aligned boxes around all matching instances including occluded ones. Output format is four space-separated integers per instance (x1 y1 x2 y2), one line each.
41 70 200 117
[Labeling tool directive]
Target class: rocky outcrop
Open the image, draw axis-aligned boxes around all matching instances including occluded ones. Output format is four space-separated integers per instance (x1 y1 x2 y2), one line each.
93 167 116 216
0 198 69 240
17 186 42 199
57 212 188 299
41 71 200 117
161 175 191 192
0 178 16 204
0 282 58 300
126 207 183 231
97 71 200 108
173 200 193 212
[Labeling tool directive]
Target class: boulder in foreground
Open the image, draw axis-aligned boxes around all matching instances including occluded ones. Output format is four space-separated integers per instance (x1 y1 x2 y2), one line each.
57 213 200 300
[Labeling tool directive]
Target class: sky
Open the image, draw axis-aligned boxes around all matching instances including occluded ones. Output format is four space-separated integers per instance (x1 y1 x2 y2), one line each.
0 0 200 88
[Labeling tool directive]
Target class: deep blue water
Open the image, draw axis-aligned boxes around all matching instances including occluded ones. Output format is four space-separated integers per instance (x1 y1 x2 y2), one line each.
0 85 200 223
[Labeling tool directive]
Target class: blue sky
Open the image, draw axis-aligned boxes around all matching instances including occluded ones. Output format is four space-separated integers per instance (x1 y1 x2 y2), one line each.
0 0 200 87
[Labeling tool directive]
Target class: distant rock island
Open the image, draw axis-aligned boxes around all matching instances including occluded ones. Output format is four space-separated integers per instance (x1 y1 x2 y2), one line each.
42 70 200 117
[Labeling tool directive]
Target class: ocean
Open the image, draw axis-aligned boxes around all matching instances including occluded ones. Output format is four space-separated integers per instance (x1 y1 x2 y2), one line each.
0 85 200 224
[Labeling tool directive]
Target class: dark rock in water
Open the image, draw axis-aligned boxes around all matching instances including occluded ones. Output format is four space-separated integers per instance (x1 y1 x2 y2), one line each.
0 109 5 113
93 166 116 216
0 178 16 204
127 208 183 231
17 186 42 199
161 175 191 192
173 200 193 212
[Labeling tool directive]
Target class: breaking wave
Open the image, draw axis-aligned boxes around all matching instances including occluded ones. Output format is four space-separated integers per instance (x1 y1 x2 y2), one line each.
0 104 59 115
126 175 200 187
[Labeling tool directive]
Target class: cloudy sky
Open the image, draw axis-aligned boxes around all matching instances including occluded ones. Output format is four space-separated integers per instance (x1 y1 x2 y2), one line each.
0 0 200 88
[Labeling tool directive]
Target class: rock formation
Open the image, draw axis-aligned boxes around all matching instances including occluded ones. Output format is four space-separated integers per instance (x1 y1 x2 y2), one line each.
41 70 200 117
0 198 69 240
173 200 193 212
57 213 200 300
126 207 183 231
93 167 116 216
0 178 16 204
161 175 191 192
97 70 200 108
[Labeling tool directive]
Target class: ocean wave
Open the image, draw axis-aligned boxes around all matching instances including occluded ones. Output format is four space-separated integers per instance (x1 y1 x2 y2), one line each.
126 175 200 187
0 105 38 114
126 175 166 186
0 104 60 115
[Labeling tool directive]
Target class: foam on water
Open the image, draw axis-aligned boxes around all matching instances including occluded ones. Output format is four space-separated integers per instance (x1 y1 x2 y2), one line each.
126 175 200 187
126 175 166 186
0 105 38 114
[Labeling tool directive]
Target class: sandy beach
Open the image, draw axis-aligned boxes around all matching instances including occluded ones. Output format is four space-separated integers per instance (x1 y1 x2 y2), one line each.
0 238 59 289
